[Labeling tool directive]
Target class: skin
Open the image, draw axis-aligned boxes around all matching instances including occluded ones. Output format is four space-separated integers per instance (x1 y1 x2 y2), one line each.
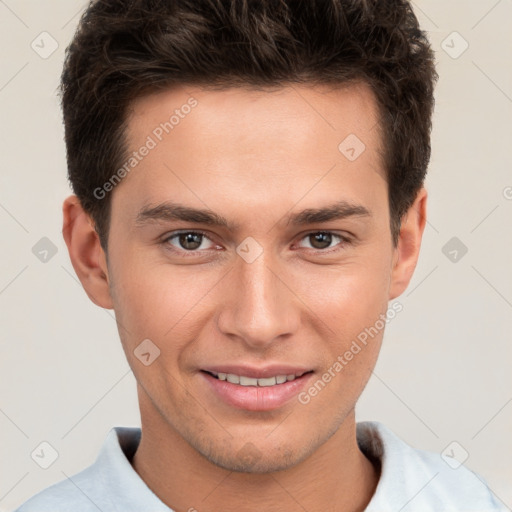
63 82 427 512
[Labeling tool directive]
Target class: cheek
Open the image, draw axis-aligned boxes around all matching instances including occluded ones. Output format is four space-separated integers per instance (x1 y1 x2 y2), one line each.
296 253 392 331
109 251 220 350
294 266 390 409
290 253 392 391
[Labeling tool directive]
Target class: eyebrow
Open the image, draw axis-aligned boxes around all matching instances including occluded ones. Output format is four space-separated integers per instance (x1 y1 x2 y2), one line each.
135 200 371 230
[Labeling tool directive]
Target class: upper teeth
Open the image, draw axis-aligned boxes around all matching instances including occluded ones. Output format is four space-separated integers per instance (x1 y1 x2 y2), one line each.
213 372 301 387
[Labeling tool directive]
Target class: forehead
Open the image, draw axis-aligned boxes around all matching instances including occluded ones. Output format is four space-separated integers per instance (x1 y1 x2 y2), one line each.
126 81 381 150
113 82 386 223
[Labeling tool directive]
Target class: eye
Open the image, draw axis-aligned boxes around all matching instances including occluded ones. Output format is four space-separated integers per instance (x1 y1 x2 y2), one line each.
163 231 217 252
297 231 349 251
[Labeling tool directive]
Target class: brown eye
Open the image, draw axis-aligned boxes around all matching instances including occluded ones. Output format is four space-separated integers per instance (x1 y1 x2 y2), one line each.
297 231 349 252
178 232 203 250
308 232 333 249
164 231 216 253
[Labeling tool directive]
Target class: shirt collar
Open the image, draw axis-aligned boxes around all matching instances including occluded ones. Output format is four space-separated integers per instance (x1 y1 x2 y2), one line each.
93 426 173 511
91 421 479 512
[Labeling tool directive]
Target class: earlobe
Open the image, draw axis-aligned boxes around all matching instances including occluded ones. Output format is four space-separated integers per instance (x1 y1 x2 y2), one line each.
62 195 114 309
388 188 428 300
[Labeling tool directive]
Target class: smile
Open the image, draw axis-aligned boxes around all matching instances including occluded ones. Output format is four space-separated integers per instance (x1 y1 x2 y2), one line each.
201 370 315 411
206 370 308 387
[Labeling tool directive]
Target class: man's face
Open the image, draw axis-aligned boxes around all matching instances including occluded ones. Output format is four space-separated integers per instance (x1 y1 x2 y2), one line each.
105 83 399 472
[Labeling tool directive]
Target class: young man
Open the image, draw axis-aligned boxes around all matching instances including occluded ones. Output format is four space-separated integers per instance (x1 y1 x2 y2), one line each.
16 1 505 511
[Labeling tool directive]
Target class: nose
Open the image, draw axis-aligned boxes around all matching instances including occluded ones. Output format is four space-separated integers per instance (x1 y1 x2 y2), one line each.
217 250 300 349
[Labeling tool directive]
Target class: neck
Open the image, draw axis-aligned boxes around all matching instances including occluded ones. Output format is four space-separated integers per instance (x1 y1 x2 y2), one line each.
131 399 379 512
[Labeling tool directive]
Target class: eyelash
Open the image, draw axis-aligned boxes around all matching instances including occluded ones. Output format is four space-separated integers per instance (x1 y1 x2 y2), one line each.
161 230 352 257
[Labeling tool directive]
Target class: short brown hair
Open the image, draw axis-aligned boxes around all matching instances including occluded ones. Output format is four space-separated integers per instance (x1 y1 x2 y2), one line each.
60 0 437 250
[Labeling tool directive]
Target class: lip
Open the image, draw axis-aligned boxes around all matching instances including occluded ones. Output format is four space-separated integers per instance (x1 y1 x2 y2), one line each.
200 368 314 411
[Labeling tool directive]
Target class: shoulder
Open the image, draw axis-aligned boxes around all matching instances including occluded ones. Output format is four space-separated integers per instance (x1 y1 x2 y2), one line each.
14 426 141 512
15 426 172 512
357 421 507 512
14 464 109 512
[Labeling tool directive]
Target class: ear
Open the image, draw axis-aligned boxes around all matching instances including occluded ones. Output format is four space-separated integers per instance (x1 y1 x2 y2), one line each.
388 188 428 300
62 195 114 309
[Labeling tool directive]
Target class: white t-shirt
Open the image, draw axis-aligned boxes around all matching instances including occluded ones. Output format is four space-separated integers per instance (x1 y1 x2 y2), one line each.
15 421 506 512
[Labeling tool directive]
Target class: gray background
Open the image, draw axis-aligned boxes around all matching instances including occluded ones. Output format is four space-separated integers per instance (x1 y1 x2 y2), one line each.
1 1 511 510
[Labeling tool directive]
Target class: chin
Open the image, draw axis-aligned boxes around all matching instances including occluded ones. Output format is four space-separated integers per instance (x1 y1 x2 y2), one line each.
195 436 311 474
208 450 303 474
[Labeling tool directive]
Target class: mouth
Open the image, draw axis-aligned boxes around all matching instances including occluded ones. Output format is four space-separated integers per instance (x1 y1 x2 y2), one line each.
200 368 315 411
202 370 312 387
